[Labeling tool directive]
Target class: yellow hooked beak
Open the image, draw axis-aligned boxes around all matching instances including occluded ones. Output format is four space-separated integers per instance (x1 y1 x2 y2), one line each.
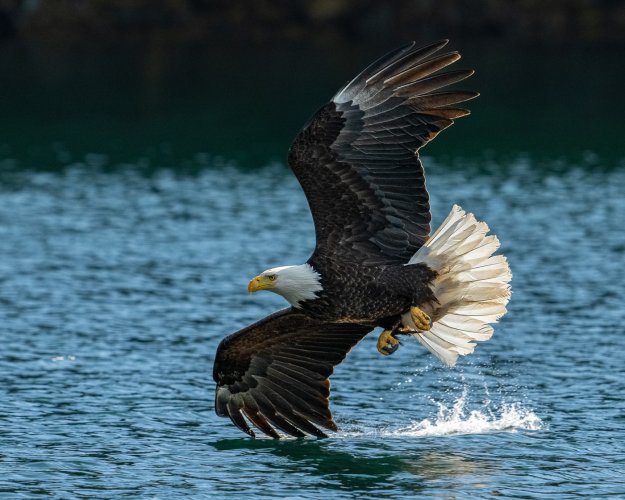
248 275 275 293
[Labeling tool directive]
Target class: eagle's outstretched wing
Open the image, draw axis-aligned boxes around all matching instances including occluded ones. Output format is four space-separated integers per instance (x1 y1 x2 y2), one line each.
288 40 477 265
213 309 373 438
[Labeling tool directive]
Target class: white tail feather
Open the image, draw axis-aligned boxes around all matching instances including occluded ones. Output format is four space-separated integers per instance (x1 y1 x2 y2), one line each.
403 205 511 367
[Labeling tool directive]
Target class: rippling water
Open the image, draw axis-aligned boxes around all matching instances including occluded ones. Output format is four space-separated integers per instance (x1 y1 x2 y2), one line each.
1 157 624 498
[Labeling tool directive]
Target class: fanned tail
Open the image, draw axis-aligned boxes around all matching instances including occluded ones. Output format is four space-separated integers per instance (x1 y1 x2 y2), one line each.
402 205 512 367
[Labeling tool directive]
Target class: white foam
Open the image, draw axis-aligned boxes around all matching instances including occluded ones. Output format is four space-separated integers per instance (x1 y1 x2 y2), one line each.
382 392 542 438
337 390 542 439
51 355 76 362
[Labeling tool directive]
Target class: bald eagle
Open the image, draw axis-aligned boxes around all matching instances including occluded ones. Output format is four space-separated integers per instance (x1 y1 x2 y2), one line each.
213 40 511 439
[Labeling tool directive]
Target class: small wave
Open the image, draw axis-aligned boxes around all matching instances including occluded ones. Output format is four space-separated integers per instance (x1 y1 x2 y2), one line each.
382 393 542 438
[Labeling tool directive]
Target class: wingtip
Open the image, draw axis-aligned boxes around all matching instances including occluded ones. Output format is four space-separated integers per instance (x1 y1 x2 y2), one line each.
326 420 338 432
427 38 449 47
418 38 450 53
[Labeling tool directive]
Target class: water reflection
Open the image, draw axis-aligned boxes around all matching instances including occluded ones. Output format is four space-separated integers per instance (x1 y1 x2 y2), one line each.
212 438 496 495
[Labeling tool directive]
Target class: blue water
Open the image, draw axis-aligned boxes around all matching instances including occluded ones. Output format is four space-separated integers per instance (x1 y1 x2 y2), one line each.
1 156 624 498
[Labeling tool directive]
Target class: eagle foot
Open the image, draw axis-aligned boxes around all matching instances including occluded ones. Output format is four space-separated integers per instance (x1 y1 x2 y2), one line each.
377 329 401 356
410 306 432 331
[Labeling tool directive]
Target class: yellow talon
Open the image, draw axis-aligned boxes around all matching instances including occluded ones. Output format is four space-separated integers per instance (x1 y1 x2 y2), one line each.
377 329 400 356
410 306 432 331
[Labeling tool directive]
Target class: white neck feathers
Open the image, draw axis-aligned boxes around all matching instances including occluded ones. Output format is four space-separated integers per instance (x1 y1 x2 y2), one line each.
263 264 323 308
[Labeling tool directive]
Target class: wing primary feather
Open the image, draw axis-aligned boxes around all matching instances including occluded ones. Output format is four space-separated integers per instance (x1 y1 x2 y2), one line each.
257 384 328 437
251 389 320 438
249 393 307 438
333 42 416 102
384 51 461 87
262 411 307 438
282 410 328 438
420 108 471 119
261 386 331 437
257 376 330 423
395 69 475 97
226 400 255 438
267 366 330 399
410 90 479 108
365 39 449 86
241 407 280 439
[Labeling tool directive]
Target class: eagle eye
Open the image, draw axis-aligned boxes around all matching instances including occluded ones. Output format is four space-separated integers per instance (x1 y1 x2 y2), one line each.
268 274 277 281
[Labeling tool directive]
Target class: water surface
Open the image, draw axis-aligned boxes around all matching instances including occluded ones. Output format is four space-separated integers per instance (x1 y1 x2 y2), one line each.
1 159 624 498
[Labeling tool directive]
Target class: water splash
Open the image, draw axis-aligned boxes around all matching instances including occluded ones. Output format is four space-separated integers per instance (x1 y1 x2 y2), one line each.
382 391 542 438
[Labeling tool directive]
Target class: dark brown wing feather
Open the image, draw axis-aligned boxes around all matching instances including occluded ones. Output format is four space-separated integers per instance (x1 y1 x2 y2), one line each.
288 40 477 265
213 309 373 438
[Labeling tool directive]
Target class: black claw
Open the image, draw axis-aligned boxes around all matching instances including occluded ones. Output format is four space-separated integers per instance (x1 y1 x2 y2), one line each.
383 341 400 355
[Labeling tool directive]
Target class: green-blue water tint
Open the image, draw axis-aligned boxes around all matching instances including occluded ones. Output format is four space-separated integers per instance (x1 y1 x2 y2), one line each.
1 41 625 498
2 161 625 498
1 41 624 168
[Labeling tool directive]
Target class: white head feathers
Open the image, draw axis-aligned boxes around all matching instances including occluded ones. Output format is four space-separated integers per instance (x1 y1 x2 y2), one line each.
260 264 323 307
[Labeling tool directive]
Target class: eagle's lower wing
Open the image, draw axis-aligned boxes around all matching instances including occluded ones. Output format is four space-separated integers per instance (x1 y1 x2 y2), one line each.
288 40 477 265
213 308 373 438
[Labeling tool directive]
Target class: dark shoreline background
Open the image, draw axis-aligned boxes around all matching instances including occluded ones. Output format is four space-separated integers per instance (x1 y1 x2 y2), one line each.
1 2 624 170
2 38 624 171
1 0 625 47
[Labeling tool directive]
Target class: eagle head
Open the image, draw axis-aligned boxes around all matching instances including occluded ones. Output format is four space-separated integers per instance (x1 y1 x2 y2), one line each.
248 264 323 307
